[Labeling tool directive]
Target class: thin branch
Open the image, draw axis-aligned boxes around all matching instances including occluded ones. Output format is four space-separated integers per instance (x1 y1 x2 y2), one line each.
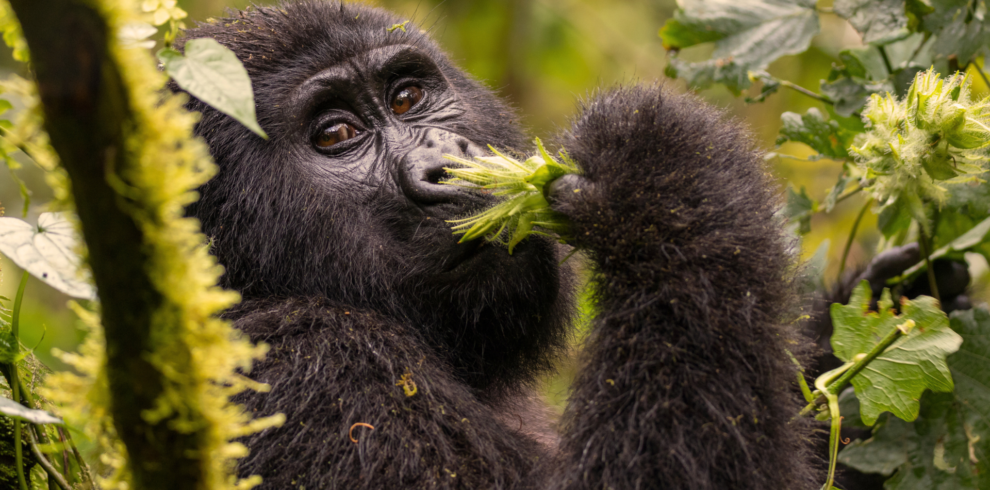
975 61 990 91
918 226 941 303
778 79 834 106
838 200 871 278
26 430 72 490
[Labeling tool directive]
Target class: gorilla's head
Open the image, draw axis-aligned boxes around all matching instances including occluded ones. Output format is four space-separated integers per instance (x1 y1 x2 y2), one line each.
178 1 574 392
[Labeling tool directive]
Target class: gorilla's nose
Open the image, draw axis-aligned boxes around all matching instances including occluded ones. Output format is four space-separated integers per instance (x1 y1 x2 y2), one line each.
398 130 486 206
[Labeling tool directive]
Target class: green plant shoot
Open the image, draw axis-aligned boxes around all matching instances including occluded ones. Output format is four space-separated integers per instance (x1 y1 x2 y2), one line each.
442 138 580 253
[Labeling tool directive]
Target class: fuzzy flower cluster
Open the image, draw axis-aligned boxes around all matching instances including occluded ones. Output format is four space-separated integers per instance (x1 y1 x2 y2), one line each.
443 139 579 253
851 68 990 208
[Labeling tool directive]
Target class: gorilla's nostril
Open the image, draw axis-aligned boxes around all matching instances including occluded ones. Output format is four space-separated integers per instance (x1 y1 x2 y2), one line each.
426 140 436 149
457 138 469 155
425 166 449 185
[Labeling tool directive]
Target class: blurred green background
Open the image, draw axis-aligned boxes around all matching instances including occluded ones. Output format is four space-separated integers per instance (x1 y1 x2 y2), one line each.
1 0 988 407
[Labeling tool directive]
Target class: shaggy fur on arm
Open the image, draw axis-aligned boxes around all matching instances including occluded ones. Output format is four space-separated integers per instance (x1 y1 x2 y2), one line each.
546 85 816 490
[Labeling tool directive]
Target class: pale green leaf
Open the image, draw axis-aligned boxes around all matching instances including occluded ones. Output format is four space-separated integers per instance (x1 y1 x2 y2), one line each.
830 281 962 425
834 0 911 45
660 0 819 93
159 38 268 139
0 397 62 425
0 212 96 299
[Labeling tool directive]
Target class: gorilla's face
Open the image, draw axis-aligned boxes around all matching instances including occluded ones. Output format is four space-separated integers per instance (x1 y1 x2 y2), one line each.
284 44 535 285
182 3 572 390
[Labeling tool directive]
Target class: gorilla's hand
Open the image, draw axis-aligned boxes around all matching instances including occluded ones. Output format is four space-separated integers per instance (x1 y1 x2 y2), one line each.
853 243 971 313
546 85 815 490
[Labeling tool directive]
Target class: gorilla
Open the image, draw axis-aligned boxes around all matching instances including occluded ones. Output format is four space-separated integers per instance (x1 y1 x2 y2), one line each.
174 2 816 488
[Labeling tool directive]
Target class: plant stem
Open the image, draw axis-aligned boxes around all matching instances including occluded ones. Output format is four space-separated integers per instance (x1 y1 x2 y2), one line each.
838 200 871 278
12 270 29 490
917 227 941 303
798 325 906 417
778 79 834 105
27 430 72 490
834 185 862 205
975 61 990 92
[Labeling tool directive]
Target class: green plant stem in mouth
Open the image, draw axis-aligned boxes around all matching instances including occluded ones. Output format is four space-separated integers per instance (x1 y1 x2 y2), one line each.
442 138 580 253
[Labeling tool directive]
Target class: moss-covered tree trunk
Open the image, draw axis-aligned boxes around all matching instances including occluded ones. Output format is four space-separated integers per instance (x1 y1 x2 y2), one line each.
7 1 207 488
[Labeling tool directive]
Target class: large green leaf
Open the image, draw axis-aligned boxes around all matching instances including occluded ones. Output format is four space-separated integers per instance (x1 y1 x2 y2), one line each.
834 0 911 45
660 0 819 93
847 308 990 489
784 185 815 235
0 213 95 299
776 108 856 160
159 38 268 139
830 282 962 425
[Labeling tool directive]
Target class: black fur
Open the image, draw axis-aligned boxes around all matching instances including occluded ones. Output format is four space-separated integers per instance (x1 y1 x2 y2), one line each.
175 2 816 489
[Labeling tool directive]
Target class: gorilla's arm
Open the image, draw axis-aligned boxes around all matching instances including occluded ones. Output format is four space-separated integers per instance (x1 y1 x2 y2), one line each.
545 86 815 490
228 298 544 490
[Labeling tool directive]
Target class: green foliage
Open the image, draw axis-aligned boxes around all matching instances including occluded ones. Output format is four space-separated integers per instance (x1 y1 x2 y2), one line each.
833 0 911 45
830 281 961 425
0 213 96 299
777 108 856 160
841 307 990 489
442 139 579 253
159 38 268 139
660 0 820 93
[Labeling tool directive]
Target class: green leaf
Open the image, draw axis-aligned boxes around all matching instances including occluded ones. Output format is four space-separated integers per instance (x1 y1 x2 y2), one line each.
0 330 16 363
838 46 890 80
839 413 913 476
834 0 911 45
822 171 853 213
159 38 268 139
877 197 913 239
830 282 962 425
784 186 815 234
0 397 62 425
0 212 96 299
922 0 990 65
820 76 891 117
660 0 819 93
859 308 990 489
776 108 855 160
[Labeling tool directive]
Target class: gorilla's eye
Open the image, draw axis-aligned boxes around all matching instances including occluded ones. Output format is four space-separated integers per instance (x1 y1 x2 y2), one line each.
314 123 358 148
391 86 424 115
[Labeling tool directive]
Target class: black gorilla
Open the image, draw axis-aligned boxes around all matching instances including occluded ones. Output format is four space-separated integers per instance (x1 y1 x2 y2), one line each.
175 2 816 488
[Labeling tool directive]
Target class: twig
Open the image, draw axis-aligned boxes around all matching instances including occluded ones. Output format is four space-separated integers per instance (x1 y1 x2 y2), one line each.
12 271 29 490
838 200 871 278
975 61 990 91
27 430 72 490
778 79 834 106
917 227 941 303
879 45 894 74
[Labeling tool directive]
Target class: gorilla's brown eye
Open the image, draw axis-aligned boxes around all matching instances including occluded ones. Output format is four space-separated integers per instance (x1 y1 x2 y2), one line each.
314 123 357 148
391 86 424 115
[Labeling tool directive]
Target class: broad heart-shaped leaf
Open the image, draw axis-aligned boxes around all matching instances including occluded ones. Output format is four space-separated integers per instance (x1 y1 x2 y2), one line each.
830 281 962 425
0 397 62 425
660 0 819 93
843 307 990 489
834 0 911 45
776 108 856 160
159 38 268 139
0 213 96 299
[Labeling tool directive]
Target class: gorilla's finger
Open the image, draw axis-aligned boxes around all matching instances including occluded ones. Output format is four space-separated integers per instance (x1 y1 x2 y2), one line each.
855 243 920 295
544 174 593 214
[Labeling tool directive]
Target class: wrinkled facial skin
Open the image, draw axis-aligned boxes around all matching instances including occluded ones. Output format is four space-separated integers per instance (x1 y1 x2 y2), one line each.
177 3 573 392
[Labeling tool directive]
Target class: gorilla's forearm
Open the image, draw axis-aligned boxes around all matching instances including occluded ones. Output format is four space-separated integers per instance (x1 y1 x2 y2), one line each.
547 86 816 489
228 298 545 489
